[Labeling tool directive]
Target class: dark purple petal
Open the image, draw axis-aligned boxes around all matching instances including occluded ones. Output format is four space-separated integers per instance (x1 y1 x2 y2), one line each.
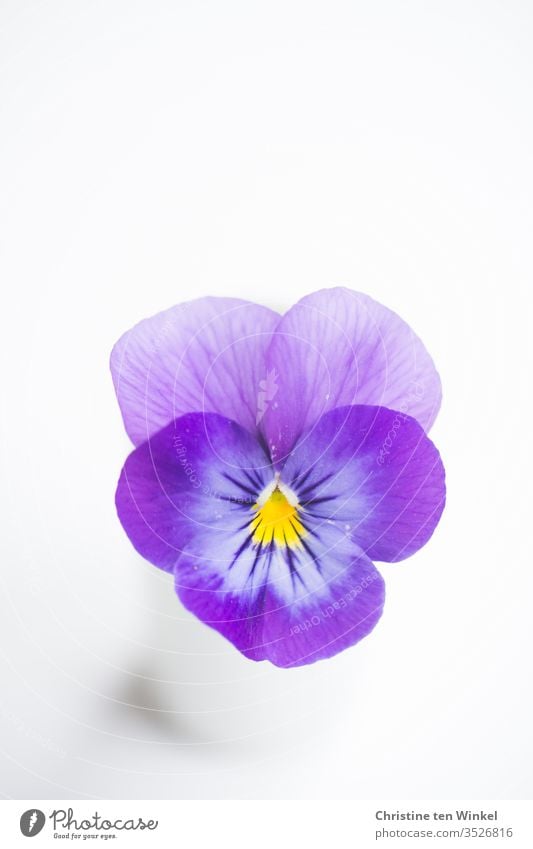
261 287 441 463
111 297 279 445
176 526 385 668
115 412 271 573
282 404 446 562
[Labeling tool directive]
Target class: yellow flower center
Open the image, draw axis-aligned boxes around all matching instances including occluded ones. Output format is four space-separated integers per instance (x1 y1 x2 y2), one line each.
250 487 306 548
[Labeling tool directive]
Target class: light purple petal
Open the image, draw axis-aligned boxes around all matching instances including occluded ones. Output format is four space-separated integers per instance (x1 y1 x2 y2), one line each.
261 287 441 463
111 297 279 445
281 404 446 563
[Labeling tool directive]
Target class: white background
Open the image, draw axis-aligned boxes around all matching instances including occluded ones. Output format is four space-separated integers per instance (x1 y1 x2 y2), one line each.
1 0 532 800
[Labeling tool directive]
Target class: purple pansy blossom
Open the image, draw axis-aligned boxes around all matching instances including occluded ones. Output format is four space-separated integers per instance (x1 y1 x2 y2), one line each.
111 288 445 668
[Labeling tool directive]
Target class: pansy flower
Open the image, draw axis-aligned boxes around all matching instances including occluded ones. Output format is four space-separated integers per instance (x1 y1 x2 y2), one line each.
112 288 445 668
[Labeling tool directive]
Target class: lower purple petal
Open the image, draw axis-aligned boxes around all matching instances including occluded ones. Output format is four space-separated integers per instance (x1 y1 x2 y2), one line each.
176 531 385 668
